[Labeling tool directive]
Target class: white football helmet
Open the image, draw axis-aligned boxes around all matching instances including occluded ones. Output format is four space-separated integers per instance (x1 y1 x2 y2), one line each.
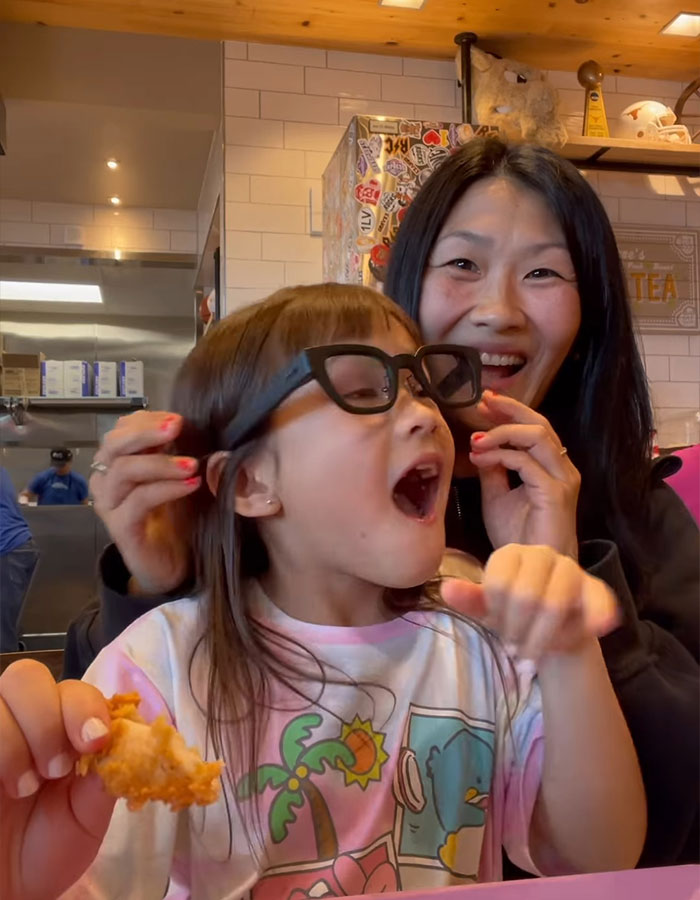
617 100 691 143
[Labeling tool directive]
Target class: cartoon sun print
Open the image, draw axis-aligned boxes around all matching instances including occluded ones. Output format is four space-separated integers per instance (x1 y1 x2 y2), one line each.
338 716 389 789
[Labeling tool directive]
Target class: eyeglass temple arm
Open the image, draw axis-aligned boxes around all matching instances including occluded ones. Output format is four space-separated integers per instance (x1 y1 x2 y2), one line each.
222 355 313 450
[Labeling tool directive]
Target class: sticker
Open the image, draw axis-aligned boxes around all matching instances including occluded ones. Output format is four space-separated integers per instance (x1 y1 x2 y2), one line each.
428 147 449 169
400 120 422 138
358 205 376 235
377 211 391 234
358 139 381 175
354 179 382 206
384 157 407 178
356 235 375 251
370 118 398 134
450 122 474 146
422 129 442 147
356 154 368 178
380 191 401 213
371 242 391 267
384 135 411 156
409 144 430 167
422 121 441 130
369 134 383 159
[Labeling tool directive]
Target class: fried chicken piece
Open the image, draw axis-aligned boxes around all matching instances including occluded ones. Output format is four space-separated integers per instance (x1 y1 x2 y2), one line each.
77 692 224 812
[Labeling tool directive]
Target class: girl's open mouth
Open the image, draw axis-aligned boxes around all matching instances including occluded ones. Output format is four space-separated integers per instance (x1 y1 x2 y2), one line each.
392 460 441 521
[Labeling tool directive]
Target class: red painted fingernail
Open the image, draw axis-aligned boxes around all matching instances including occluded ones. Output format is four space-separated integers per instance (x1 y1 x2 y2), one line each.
471 432 486 442
160 415 177 431
176 458 196 472
184 476 200 486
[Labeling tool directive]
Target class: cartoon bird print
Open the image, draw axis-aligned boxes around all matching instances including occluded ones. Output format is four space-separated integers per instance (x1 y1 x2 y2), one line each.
426 727 493 875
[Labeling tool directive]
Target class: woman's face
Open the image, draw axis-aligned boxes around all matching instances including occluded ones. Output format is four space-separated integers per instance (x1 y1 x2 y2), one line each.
419 177 581 430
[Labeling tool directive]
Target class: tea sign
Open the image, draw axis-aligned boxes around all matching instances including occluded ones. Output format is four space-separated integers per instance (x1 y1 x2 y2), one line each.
614 227 699 333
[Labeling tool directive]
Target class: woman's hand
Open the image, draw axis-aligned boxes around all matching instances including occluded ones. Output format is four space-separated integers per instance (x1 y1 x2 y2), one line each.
442 543 619 661
90 411 199 595
468 390 581 559
0 661 115 900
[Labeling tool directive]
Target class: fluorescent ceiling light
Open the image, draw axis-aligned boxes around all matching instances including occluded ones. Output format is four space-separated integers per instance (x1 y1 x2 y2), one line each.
106 158 119 170
0 281 103 303
109 195 121 205
379 0 426 8
661 12 700 36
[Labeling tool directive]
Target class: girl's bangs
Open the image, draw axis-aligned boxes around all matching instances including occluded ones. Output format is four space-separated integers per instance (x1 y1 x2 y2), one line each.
269 285 422 364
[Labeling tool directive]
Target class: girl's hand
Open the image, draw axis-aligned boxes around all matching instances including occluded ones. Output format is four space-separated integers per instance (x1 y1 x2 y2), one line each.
0 661 115 900
90 411 199 595
442 543 619 661
468 391 581 559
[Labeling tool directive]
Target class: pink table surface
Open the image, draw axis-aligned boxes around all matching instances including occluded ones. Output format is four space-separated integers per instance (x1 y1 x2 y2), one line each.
363 865 700 900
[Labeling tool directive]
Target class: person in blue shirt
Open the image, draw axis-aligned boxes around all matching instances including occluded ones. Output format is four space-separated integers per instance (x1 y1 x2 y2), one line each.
0 466 40 651
20 448 89 507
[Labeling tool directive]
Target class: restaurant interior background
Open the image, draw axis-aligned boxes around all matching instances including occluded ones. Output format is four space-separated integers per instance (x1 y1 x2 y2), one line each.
0 2 698 651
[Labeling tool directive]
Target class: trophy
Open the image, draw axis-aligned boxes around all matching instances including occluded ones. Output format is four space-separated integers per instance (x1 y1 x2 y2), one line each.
577 60 609 138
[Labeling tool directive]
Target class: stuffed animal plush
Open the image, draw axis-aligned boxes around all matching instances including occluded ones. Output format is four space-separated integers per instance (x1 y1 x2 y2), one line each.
469 46 568 148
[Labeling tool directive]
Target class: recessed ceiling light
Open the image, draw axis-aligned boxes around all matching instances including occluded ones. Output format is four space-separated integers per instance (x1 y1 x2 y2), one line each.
379 0 426 8
661 12 700 36
0 281 103 303
109 195 121 206
106 158 119 170
114 248 122 260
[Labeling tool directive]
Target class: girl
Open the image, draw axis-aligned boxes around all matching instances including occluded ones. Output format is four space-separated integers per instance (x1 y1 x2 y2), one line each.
1 284 645 900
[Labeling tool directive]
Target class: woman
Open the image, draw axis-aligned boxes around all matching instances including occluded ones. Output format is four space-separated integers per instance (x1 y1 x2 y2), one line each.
78 139 698 869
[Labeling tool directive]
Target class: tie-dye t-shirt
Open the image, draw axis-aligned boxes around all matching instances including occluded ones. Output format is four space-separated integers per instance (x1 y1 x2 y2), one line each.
68 584 543 900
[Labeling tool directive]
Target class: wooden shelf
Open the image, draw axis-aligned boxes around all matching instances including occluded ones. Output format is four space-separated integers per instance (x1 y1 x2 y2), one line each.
562 136 700 176
0 396 148 410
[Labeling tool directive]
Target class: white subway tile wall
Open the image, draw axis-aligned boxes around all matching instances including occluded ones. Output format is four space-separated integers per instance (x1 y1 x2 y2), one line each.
218 42 699 443
0 201 196 255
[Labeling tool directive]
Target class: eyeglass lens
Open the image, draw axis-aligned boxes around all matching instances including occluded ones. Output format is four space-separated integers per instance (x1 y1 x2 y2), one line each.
323 350 476 412
421 353 477 405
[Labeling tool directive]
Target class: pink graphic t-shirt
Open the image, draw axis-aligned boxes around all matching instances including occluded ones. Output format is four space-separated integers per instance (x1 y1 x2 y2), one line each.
66 584 543 900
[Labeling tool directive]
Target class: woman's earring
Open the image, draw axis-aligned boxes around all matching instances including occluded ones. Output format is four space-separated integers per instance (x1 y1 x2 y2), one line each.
266 498 275 505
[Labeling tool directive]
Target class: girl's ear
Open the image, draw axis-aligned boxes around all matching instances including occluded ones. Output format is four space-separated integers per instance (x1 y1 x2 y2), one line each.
205 451 232 497
206 450 281 517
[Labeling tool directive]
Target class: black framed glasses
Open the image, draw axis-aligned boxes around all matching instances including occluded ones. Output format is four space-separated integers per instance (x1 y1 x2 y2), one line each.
223 343 482 451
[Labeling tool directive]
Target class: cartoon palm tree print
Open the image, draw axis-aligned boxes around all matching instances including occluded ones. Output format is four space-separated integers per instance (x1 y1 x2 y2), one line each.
236 713 356 860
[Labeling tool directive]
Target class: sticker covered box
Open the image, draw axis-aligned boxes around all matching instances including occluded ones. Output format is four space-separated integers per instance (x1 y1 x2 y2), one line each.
322 116 497 289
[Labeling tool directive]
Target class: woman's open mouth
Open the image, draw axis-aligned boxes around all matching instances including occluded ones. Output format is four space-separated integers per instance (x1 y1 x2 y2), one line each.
392 459 442 522
479 351 526 387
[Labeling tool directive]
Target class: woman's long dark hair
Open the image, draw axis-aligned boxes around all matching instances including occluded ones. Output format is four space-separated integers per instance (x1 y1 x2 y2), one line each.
385 138 655 599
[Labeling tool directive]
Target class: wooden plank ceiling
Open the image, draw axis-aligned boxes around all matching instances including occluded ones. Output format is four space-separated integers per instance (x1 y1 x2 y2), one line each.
2 0 699 81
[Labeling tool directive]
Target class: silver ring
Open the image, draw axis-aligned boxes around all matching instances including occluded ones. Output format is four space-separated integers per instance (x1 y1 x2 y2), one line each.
90 460 109 475
559 447 568 457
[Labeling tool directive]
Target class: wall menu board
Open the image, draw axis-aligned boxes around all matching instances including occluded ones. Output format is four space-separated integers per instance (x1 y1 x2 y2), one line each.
615 227 699 334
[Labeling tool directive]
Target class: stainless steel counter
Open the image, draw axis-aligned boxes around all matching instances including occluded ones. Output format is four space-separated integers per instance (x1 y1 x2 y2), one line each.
18 505 110 642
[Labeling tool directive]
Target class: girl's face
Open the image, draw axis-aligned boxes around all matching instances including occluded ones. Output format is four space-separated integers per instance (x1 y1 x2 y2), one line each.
261 321 455 592
419 177 581 430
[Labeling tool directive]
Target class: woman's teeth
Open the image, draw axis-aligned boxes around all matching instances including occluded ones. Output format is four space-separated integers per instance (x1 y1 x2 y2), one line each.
479 352 525 367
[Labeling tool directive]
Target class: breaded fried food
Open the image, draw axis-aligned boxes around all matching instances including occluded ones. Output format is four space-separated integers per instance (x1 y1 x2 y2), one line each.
77 692 224 812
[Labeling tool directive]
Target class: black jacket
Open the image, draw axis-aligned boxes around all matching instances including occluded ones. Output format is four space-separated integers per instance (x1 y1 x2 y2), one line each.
64 460 699 869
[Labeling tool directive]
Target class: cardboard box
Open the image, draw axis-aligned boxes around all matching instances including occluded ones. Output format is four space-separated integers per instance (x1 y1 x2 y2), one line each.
119 360 144 397
93 361 118 397
64 360 91 397
1 352 44 396
41 360 65 397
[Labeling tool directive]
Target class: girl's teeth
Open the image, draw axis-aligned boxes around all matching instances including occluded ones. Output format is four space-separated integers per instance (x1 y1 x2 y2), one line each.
479 352 525 367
